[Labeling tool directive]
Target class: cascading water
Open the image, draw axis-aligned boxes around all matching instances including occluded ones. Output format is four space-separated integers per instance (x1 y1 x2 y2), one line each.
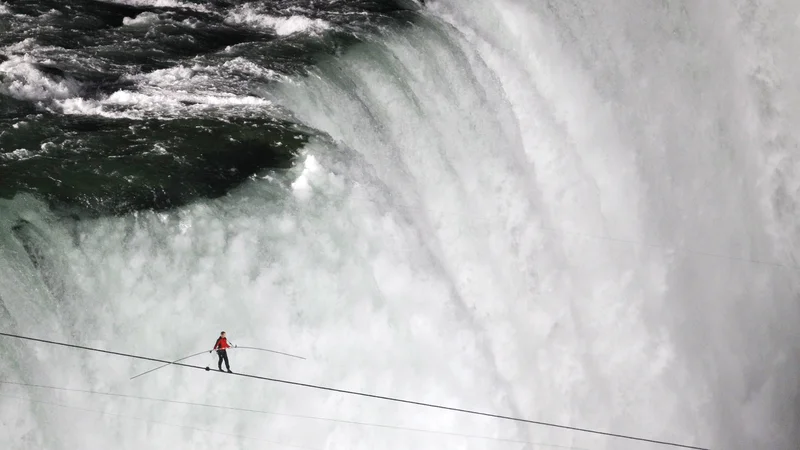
1 1 798 449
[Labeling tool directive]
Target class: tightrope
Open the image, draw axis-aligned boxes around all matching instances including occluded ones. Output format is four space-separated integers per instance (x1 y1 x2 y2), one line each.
0 332 709 450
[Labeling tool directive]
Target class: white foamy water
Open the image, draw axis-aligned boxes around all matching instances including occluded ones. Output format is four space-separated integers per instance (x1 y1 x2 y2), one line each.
0 56 82 102
121 11 163 27
226 5 331 36
106 0 209 12
56 92 273 120
47 63 279 119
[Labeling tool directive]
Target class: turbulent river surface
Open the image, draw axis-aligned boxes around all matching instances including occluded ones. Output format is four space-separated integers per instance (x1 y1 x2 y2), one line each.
1 1 799 450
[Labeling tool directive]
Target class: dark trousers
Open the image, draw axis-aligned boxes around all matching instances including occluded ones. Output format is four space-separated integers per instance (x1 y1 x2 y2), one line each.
217 350 230 371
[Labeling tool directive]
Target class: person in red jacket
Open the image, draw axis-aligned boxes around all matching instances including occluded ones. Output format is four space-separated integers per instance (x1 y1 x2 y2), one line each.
211 331 235 373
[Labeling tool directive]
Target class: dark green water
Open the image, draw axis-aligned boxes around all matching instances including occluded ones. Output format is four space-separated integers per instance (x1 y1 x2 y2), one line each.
0 0 424 216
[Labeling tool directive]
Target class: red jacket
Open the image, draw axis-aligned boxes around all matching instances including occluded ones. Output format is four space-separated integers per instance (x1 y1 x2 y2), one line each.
214 337 231 350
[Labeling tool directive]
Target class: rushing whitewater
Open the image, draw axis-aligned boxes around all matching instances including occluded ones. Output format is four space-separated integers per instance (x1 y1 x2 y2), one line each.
1 1 799 449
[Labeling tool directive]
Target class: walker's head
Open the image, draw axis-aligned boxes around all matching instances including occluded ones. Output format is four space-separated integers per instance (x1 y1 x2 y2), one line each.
221 331 226 337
